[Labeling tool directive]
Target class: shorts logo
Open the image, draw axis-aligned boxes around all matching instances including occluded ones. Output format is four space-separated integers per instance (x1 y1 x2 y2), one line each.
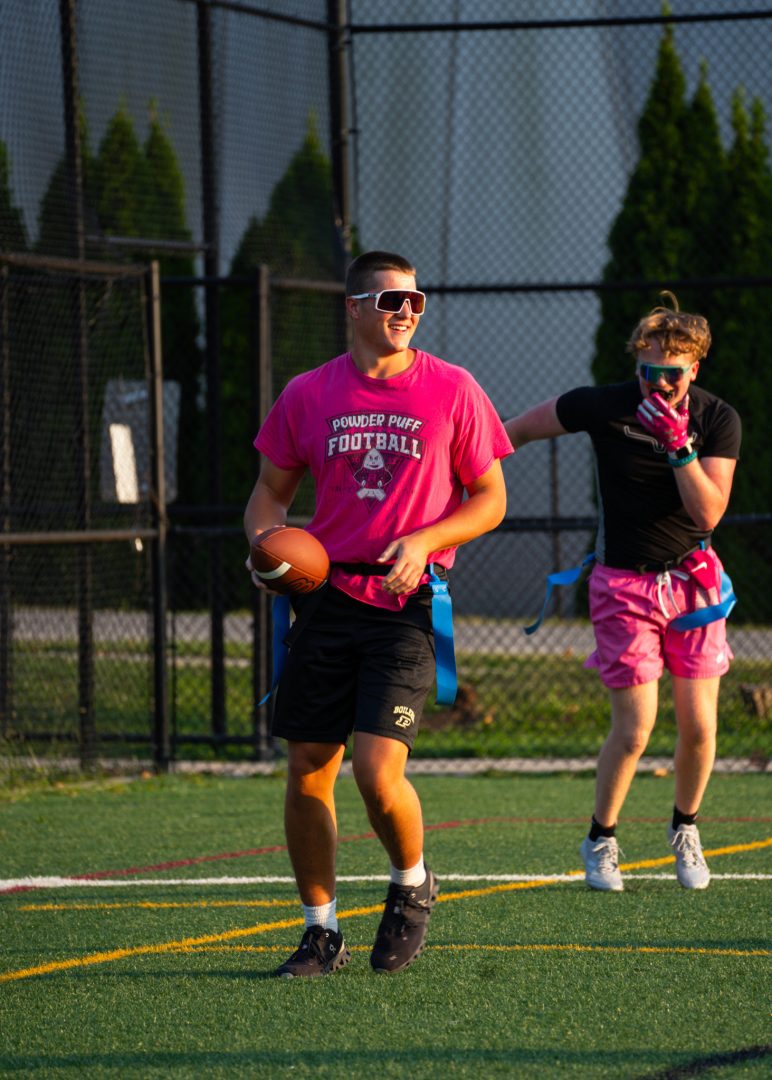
393 705 415 729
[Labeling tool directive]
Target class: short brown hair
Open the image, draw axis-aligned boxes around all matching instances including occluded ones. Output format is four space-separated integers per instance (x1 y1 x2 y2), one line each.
626 292 711 361
345 250 416 296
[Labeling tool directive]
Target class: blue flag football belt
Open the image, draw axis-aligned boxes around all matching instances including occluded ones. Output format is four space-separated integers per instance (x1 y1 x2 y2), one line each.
259 563 457 708
524 546 736 635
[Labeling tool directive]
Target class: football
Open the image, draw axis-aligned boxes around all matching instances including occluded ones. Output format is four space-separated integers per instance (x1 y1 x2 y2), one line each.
249 526 330 595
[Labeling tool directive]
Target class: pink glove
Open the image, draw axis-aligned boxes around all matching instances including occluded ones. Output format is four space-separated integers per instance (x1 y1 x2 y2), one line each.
679 549 721 597
636 392 691 450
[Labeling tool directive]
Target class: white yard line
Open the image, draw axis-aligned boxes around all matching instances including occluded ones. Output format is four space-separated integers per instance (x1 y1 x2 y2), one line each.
2 872 770 891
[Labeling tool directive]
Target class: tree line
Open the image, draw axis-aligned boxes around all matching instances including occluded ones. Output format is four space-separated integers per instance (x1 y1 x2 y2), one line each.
592 18 772 618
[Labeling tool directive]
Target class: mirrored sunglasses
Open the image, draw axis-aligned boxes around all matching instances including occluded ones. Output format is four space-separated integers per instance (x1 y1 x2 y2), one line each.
637 362 693 386
348 289 427 315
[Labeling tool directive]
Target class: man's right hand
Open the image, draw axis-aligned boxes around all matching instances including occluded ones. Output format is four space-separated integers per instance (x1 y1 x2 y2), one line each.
637 392 691 450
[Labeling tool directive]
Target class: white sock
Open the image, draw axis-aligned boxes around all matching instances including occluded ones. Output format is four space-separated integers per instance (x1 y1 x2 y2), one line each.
390 857 426 889
301 898 338 931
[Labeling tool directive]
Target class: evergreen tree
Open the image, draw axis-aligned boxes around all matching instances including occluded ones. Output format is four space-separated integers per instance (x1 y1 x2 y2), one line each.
0 141 27 252
680 62 727 317
592 18 690 386
21 118 102 604
143 105 204 507
143 103 188 242
35 112 98 257
701 91 772 617
220 117 345 508
89 105 205 507
248 117 338 281
36 159 70 257
93 104 152 239
590 17 772 619
28 105 203 600
30 111 98 527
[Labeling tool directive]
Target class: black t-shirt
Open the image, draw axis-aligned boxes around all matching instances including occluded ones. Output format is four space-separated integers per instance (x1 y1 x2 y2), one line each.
555 381 741 568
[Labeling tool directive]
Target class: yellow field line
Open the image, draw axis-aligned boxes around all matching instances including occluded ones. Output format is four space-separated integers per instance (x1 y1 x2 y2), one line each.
618 837 772 872
0 917 306 983
2 837 769 984
435 838 772 904
433 943 771 957
185 943 771 959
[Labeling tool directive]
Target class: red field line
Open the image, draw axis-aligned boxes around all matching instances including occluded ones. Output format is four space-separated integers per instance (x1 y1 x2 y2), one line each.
3 814 768 894
67 814 772 879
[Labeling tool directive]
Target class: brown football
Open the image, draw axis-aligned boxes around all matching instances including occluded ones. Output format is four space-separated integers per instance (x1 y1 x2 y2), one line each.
249 526 330 595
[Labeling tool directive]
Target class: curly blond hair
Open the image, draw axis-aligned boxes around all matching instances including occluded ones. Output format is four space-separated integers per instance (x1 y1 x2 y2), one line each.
626 292 711 361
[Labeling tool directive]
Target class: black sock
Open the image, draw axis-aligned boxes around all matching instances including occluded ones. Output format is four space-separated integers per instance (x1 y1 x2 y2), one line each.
672 806 698 829
589 816 616 841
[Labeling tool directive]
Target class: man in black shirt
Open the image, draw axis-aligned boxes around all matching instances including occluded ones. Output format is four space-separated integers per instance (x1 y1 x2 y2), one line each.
505 299 741 891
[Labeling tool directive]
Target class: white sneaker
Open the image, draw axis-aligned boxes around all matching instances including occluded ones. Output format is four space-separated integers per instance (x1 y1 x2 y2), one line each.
668 824 710 889
580 835 624 891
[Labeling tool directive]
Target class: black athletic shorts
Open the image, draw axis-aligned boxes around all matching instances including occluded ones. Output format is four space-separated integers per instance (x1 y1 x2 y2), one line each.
271 584 437 751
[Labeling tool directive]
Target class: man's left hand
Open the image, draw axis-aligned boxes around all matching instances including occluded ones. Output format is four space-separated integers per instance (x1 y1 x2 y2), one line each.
377 535 431 595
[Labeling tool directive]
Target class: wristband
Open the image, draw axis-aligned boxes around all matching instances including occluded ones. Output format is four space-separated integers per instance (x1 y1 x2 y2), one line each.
668 445 697 467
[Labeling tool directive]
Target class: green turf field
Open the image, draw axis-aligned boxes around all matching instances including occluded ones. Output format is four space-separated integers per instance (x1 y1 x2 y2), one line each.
1 771 770 1078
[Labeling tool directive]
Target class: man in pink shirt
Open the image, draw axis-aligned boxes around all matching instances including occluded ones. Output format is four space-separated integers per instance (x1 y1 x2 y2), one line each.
244 250 512 977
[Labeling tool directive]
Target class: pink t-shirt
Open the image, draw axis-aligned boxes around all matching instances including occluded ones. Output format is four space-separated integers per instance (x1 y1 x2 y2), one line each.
254 350 513 609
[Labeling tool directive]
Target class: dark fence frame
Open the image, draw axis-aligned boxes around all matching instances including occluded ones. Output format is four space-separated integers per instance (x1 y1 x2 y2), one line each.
0 253 168 768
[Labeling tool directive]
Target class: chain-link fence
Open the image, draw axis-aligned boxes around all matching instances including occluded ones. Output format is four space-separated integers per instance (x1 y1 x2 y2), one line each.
1 255 169 764
1 2 770 768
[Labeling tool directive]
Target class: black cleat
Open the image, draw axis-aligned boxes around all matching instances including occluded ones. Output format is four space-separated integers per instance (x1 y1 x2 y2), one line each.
370 869 439 974
274 925 351 978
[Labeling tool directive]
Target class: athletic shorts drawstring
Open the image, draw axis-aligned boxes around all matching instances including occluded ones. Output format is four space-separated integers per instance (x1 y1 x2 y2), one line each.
655 568 689 619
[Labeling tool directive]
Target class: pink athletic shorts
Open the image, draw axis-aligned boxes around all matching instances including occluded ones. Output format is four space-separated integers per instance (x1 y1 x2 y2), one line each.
584 560 733 688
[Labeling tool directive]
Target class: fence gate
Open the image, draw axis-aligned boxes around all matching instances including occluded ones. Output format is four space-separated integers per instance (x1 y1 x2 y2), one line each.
0 254 169 769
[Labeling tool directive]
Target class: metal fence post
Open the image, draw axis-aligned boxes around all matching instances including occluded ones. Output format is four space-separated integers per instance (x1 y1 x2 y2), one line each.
146 262 170 770
197 1 226 741
60 0 95 768
0 266 11 737
327 0 354 278
250 266 273 758
549 437 563 617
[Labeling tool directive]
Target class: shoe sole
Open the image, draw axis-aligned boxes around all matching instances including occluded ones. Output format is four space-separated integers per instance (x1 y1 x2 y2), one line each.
585 879 624 892
371 874 439 975
276 945 352 978
372 945 424 975
676 877 710 890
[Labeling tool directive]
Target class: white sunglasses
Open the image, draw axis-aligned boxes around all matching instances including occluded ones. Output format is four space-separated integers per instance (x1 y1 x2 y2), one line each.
348 289 427 315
